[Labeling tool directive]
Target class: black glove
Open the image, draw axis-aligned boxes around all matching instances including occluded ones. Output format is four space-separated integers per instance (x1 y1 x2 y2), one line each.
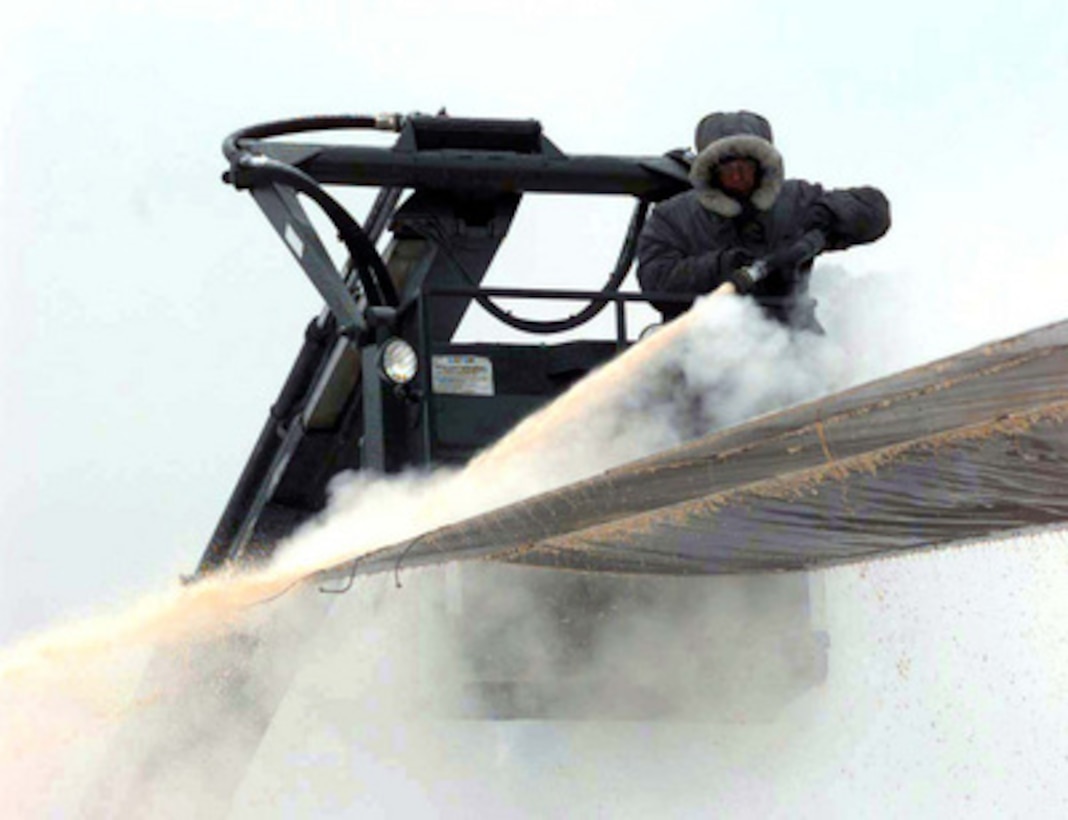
719 247 755 276
760 230 828 280
727 260 768 294
717 248 760 294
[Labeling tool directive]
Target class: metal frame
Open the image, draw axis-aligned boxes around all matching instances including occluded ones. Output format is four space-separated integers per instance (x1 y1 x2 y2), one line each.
197 112 694 574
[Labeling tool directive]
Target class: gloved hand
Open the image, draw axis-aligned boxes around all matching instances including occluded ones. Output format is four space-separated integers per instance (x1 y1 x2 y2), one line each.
719 247 756 276
727 259 769 294
759 230 828 281
718 248 759 294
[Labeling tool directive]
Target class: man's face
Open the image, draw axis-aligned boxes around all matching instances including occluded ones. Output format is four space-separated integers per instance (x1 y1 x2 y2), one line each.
716 158 758 198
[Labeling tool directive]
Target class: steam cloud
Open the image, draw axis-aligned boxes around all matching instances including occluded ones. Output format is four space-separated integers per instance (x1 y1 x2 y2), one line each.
275 292 845 577
3 270 1068 818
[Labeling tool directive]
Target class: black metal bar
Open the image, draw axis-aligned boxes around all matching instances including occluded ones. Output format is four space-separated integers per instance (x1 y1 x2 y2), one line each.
196 317 334 575
417 292 436 466
461 198 650 337
251 184 367 335
364 187 403 246
235 156 398 308
246 142 689 201
360 344 386 471
428 285 795 310
230 419 306 563
427 286 699 304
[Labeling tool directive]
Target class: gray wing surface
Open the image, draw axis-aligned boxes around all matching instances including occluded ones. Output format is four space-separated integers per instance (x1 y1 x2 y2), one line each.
318 318 1068 582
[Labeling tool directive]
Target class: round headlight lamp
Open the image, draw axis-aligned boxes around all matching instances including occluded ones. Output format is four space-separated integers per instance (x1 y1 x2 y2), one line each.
379 338 418 385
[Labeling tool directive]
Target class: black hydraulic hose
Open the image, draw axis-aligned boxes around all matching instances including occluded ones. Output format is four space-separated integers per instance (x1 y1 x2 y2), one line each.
222 113 402 162
230 154 398 307
339 187 403 293
224 116 406 306
479 198 647 333
416 199 650 335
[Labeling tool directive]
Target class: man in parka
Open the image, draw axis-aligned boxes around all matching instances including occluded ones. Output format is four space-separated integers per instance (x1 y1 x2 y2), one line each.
637 111 890 330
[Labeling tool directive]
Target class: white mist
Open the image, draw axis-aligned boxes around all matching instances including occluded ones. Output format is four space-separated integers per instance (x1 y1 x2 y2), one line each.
3 263 1066 818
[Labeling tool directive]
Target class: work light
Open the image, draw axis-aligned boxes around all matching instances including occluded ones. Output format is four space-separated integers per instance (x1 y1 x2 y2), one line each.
379 338 418 385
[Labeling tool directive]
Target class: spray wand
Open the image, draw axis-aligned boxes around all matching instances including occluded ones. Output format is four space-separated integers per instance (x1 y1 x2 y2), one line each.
724 229 829 296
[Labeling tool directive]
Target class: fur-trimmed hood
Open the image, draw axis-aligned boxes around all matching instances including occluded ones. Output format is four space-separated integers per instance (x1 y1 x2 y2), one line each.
689 111 784 218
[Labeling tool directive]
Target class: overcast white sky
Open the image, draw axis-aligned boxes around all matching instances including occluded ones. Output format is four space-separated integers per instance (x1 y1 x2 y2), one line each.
1 0 1067 644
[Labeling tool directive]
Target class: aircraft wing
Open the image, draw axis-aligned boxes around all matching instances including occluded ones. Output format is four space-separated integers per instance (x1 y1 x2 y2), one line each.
316 317 1068 583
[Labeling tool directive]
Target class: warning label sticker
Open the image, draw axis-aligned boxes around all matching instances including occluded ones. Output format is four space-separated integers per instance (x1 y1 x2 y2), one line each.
431 355 495 396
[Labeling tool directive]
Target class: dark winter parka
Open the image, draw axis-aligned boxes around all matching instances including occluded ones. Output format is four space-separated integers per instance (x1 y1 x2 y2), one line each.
637 111 891 329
